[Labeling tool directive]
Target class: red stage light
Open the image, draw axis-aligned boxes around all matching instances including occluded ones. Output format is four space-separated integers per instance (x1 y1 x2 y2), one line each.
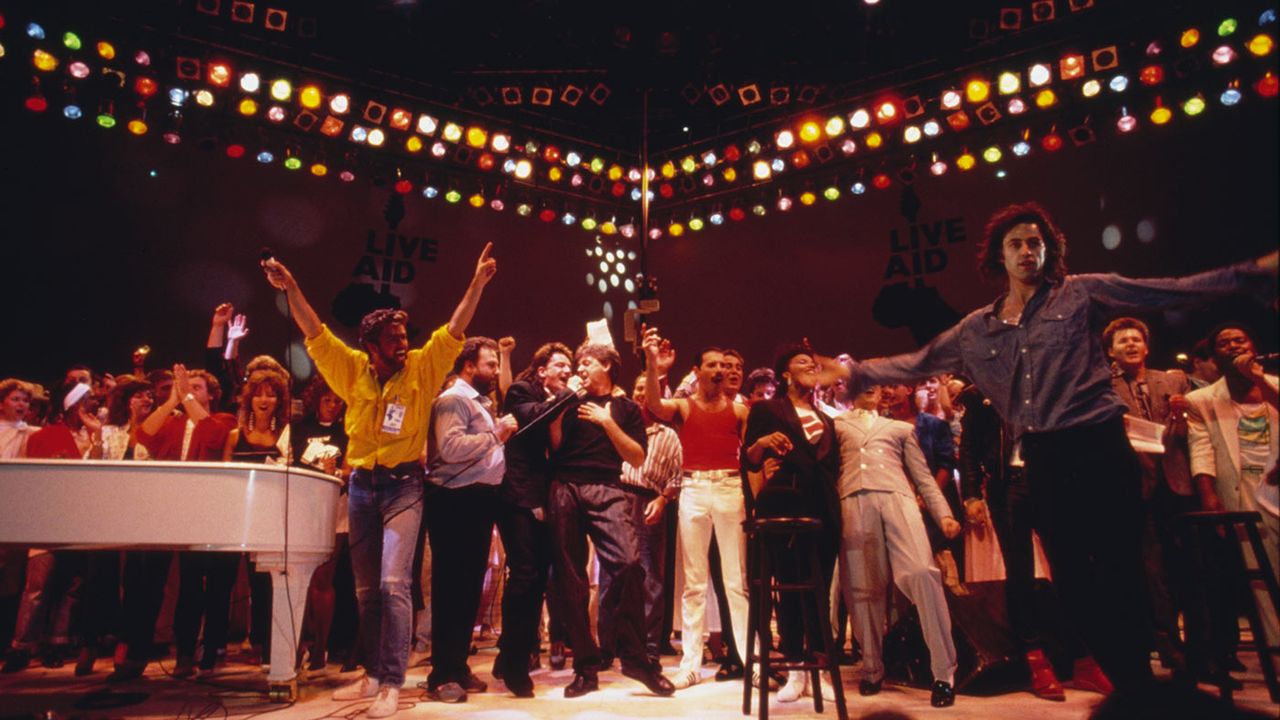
724 144 741 162
659 183 674 198
226 144 246 158
611 181 626 197
1257 72 1279 97
208 63 232 87
394 179 413 194
1041 133 1064 151
477 153 495 170
728 207 746 221
1139 65 1164 85
134 77 159 97
872 173 892 189
25 95 48 112
538 208 556 222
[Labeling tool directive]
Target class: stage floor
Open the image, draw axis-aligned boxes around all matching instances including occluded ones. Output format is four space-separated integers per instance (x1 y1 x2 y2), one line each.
1 646 1276 720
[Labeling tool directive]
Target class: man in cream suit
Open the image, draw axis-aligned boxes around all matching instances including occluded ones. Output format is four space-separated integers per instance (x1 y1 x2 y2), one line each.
834 385 963 708
1186 324 1279 652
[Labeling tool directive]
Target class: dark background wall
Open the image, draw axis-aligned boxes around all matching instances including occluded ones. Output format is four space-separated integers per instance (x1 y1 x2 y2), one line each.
1 101 1276 387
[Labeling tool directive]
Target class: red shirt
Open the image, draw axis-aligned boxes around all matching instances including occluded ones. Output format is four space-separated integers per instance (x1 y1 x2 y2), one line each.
137 413 236 461
25 423 85 460
678 401 741 471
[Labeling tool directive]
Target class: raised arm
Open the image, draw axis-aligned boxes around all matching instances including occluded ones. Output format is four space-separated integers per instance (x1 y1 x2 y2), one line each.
1078 251 1278 314
498 336 516 397
262 258 323 340
641 325 683 422
447 242 498 339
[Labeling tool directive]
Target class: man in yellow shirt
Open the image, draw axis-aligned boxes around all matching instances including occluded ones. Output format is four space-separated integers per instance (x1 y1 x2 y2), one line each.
263 244 496 718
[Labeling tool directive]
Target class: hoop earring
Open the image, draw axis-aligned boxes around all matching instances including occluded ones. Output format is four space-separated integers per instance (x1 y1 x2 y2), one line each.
270 416 276 434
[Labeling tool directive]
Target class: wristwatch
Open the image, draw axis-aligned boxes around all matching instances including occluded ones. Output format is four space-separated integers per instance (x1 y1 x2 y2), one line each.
183 392 196 403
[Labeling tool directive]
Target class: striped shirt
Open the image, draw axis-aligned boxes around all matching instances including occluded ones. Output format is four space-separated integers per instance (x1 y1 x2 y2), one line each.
621 423 683 498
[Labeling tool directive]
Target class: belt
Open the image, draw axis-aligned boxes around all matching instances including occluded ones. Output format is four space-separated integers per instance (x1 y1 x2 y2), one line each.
682 468 741 481
350 461 424 486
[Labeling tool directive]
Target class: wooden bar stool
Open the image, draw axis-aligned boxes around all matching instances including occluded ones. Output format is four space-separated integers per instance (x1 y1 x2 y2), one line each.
1177 510 1280 704
741 516 847 720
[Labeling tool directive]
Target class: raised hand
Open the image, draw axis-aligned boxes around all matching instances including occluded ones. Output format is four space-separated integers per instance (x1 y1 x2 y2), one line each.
227 314 249 343
173 364 191 400
212 302 234 326
498 336 516 355
474 242 497 286
261 258 296 292
577 401 613 426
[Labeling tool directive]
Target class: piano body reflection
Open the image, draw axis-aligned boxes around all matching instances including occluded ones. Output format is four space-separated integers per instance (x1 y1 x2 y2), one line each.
0 459 341 700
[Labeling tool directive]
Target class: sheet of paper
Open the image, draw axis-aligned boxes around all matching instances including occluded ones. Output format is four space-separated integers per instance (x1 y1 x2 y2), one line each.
1123 414 1167 454
585 318 613 348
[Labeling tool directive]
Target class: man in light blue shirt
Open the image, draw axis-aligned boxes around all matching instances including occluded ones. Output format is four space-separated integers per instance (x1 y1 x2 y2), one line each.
423 337 517 703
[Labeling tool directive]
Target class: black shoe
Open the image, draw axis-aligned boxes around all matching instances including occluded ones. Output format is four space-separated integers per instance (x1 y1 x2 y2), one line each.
2 649 31 674
41 648 65 669
173 655 196 679
564 672 599 698
505 671 535 698
75 647 98 677
1226 655 1247 673
105 660 147 683
621 660 676 697
492 653 507 680
461 672 488 693
715 662 744 681
930 680 956 708
859 679 882 696
549 642 566 670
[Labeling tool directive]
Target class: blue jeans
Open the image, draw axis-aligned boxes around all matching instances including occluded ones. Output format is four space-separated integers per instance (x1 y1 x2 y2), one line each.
348 464 425 687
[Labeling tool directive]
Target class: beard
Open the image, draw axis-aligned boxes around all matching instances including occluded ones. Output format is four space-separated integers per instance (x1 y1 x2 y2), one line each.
471 375 495 396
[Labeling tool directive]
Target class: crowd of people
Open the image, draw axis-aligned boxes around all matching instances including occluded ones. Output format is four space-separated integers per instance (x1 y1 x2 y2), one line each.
0 203 1276 719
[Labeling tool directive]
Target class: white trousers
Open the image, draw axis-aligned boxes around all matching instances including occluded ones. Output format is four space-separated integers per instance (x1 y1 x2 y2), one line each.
678 474 750 674
839 490 956 685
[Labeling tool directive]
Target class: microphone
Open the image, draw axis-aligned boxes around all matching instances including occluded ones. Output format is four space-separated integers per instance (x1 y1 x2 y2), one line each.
260 246 276 265
1257 352 1280 363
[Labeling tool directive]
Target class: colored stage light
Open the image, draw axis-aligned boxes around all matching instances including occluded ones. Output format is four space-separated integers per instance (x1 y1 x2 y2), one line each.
25 91 47 113
33 49 58 72
466 126 487 148
477 153 495 170
591 157 606 174
941 89 962 110
1212 45 1237 65
443 189 461 204
1082 79 1101 97
516 203 532 217
134 50 151 66
825 116 845 136
468 193 484 208
709 208 725 224
776 195 793 211
872 173 891 189
823 185 840 200
1059 54 1085 80
1012 141 1031 156
687 216 703 231
1041 132 1063 150
63 32 82 51
1110 74 1129 92
790 151 810 169
319 116 344 136
1255 72 1277 97
865 131 883 148
722 167 737 182
799 191 816 205
238 98 257 115
1150 104 1172 124
1182 95 1206 115
771 157 785 172
300 86 322 109
266 105 286 122
350 125 368 142
442 123 463 142
581 215 598 230
903 125 922 143
799 121 822 142
1248 34 1274 56
539 208 556 222
339 170 356 182
1180 28 1200 48
946 111 971 130
69 61 90 79
1220 87 1242 105
97 41 115 59
515 159 533 179
1028 63 1052 87
311 163 327 176
678 156 696 174
240 73 260 93
63 104 82 119
930 159 947 175
966 79 990 104
256 150 274 163
330 94 350 114
776 129 795 149
840 138 858 154
998 72 1021 95
565 151 582 166
284 157 302 170
668 222 684 236
226 144 246 158
406 136 423 153
491 133 511 152
753 160 771 180
1006 98 1026 115
367 128 385 147
850 181 866 195
133 77 158 98
982 146 1002 163
412 114 437 136
876 101 897 122
849 108 871 128
270 79 291 101
1035 89 1057 108
27 22 45 39
1117 109 1137 132
922 120 941 136
209 63 232 87
956 152 976 170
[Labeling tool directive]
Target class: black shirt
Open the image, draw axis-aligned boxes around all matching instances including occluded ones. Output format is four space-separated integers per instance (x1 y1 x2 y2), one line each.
552 393 647 485
290 415 349 472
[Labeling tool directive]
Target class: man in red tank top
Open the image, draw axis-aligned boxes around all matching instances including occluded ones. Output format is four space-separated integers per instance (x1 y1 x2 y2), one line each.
642 326 751 691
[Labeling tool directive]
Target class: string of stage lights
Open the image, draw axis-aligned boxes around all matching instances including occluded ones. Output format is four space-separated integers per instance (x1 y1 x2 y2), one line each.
1 6 1276 242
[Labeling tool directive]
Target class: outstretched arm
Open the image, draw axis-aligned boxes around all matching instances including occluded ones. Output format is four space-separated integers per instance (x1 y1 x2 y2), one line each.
641 325 683 422
262 259 323 339
447 242 498 340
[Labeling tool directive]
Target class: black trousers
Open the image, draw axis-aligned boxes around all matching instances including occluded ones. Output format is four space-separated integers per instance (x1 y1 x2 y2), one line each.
120 551 172 663
494 500 551 674
1021 417 1153 690
549 480 648 673
174 552 239 660
1141 481 1197 658
753 484 838 660
424 483 497 687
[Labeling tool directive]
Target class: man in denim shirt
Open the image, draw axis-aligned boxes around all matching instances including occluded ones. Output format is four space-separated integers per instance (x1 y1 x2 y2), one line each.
842 202 1277 692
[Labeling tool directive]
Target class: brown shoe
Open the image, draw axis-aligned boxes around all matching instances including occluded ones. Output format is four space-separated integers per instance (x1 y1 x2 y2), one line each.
1027 649 1065 701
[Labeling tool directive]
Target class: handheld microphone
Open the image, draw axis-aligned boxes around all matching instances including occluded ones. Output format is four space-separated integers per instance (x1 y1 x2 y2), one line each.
260 246 276 265
1257 352 1280 363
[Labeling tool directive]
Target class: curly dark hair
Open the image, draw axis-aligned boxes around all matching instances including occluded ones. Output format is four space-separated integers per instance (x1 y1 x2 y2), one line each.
576 342 622 384
452 337 499 374
772 342 814 395
977 202 1068 284
358 308 409 348
107 378 153 427
237 369 291 433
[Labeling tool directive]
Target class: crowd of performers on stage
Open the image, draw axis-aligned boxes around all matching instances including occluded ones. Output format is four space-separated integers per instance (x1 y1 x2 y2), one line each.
0 202 1276 718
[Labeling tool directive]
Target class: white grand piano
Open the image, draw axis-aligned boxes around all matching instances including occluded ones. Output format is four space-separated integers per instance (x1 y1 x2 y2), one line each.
0 458 341 700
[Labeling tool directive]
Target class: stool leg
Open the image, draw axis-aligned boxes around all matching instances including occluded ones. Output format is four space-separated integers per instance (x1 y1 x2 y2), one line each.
759 536 773 720
810 542 847 720
1241 521 1280 703
801 545 823 714
743 535 757 717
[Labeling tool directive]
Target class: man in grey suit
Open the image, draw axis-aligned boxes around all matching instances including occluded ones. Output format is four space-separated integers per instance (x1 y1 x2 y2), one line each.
1104 317 1195 672
834 384 962 707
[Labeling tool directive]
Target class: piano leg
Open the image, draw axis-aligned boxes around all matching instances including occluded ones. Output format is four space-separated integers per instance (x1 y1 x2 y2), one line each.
252 552 323 702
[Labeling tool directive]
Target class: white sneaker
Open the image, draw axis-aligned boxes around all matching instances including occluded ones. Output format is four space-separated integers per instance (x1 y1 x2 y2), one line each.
333 674 381 701
670 668 701 690
812 675 837 702
778 671 807 703
365 685 400 719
